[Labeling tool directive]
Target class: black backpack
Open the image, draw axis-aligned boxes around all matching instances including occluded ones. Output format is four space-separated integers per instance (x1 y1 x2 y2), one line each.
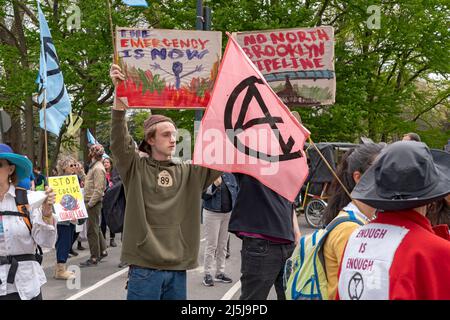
102 182 126 234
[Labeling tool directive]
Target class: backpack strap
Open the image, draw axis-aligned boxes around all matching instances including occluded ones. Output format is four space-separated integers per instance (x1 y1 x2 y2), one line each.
15 187 29 205
14 187 33 233
316 211 366 279
0 211 28 218
14 188 44 264
0 254 40 284
317 212 365 249
0 188 44 279
0 187 32 233
324 211 365 233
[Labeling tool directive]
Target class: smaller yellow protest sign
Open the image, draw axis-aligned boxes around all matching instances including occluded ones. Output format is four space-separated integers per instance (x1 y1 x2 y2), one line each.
48 175 88 222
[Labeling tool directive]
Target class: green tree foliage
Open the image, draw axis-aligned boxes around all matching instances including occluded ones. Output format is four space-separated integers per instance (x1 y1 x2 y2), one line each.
0 0 448 168
210 0 449 147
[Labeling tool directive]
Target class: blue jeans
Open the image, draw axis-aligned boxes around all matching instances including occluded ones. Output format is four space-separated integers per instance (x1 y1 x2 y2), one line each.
56 223 75 263
127 266 187 300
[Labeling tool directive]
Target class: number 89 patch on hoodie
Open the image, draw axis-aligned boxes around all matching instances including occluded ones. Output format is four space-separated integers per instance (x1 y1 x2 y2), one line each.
158 170 173 187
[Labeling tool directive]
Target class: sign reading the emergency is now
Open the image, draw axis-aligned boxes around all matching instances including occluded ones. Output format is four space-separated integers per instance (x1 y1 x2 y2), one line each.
115 28 222 109
48 175 88 222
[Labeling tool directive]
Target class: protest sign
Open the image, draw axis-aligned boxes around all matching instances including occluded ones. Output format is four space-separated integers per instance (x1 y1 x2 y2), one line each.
48 175 88 222
234 27 335 107
115 28 222 109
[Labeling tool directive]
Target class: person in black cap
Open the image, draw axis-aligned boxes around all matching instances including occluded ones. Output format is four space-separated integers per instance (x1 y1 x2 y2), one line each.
337 141 450 300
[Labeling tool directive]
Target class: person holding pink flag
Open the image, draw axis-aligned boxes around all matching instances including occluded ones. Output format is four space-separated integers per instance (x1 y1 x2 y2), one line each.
230 174 301 299
192 34 309 300
192 34 310 203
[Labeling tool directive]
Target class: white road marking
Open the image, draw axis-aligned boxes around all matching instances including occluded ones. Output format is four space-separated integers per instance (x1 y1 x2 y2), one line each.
66 267 129 300
221 280 241 300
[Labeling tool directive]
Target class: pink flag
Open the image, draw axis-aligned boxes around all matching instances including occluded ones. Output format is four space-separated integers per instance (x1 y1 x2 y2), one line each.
193 34 310 202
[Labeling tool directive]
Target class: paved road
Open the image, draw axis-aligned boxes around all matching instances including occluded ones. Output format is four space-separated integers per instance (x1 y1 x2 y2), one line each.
41 214 315 300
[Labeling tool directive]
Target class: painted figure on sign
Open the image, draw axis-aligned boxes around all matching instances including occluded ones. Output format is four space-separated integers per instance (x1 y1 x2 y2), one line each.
151 62 203 89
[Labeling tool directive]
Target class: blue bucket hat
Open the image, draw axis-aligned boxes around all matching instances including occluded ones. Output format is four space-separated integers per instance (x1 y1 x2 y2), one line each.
0 144 32 181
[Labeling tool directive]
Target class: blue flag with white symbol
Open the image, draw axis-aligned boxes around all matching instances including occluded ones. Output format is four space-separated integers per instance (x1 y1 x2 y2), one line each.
122 0 148 7
37 0 71 136
87 130 110 159
87 129 99 145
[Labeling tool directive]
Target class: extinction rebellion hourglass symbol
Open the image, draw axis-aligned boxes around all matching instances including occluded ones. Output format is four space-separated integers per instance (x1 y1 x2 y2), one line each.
348 272 364 300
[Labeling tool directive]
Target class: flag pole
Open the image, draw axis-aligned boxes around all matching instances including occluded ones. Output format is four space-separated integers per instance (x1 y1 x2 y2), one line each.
106 0 118 64
43 88 49 181
307 137 372 217
106 0 121 109
307 137 352 199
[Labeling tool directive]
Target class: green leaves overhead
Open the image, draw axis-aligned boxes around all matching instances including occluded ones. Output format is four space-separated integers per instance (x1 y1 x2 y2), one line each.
0 0 448 160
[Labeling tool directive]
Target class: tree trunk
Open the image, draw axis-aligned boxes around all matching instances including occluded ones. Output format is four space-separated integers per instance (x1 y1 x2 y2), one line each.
8 117 22 152
24 98 35 162
50 132 63 175
81 80 100 164
12 1 34 163
80 127 88 165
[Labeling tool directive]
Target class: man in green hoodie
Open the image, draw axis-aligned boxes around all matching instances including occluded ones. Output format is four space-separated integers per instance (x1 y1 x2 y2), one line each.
110 64 221 300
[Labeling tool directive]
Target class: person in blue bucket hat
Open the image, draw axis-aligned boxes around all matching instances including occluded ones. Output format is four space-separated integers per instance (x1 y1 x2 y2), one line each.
0 144 33 182
0 144 57 300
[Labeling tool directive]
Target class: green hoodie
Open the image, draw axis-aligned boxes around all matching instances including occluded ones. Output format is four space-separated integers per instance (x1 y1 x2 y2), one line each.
110 110 221 270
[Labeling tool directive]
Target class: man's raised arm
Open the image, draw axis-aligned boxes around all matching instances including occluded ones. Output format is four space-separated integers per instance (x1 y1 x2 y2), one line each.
109 64 137 179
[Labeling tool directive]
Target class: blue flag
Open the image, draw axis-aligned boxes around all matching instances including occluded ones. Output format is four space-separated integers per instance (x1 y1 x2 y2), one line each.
87 130 110 159
87 129 99 145
122 0 148 7
37 0 71 136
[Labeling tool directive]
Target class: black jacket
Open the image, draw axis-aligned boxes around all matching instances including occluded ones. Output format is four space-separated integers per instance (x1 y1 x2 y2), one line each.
202 173 239 213
229 174 295 242
102 181 126 233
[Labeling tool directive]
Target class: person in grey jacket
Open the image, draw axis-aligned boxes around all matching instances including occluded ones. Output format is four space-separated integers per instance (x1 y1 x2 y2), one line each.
80 144 107 267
